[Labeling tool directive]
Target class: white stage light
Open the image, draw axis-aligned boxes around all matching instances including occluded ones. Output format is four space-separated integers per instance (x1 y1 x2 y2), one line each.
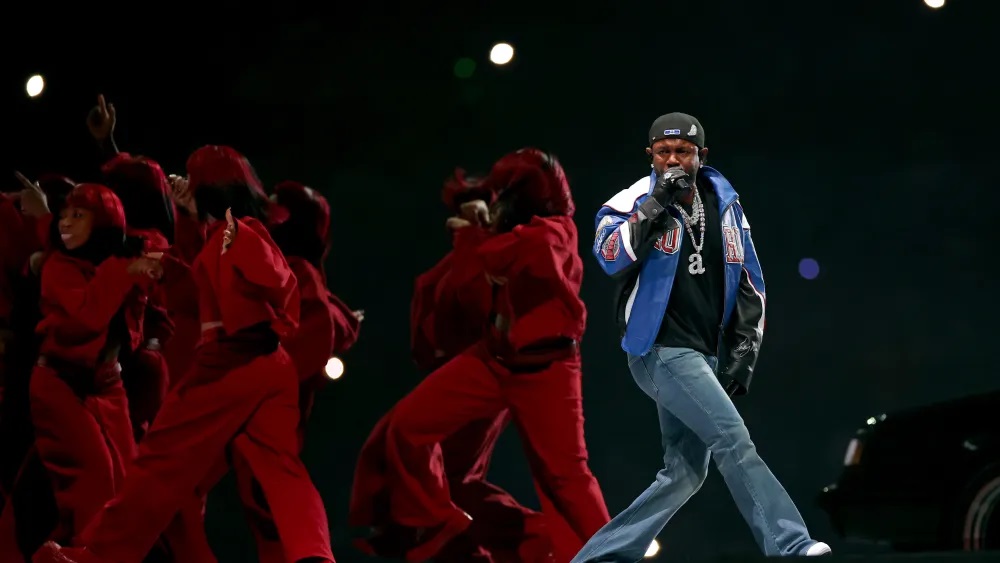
490 43 515 65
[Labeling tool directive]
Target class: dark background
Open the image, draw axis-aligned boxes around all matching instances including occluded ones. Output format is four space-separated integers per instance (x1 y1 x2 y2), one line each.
3 1 996 560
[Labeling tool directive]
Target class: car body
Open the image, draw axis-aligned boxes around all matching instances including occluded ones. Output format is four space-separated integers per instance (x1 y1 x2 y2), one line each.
818 390 1000 552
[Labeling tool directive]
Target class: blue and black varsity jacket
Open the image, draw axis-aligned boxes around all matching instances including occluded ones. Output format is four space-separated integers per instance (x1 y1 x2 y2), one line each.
592 166 765 392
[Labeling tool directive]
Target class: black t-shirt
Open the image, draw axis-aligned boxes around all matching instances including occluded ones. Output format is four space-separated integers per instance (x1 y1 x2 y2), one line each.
655 180 725 356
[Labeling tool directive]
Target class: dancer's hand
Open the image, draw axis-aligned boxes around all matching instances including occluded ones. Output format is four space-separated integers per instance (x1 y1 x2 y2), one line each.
222 208 237 253
14 171 49 218
352 309 365 322
446 216 472 231
29 251 46 275
485 273 508 286
168 174 197 216
128 256 164 279
459 200 491 226
86 94 117 143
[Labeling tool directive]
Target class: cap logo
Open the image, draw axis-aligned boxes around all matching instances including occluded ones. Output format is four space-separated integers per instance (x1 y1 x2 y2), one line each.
663 128 681 136
688 124 698 135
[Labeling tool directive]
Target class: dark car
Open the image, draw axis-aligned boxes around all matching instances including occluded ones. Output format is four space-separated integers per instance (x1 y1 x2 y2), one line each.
818 390 1000 552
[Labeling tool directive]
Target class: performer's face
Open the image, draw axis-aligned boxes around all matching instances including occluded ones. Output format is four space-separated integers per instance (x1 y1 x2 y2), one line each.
646 139 708 178
58 206 94 250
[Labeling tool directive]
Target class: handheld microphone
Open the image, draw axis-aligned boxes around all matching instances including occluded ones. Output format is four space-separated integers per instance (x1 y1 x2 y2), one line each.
650 166 694 209
659 166 691 193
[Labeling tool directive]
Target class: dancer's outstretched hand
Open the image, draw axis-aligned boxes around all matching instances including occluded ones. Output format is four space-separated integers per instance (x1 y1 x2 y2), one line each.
222 208 237 253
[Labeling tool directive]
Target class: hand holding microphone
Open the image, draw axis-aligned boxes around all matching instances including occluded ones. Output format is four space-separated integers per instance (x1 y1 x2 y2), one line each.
651 166 693 207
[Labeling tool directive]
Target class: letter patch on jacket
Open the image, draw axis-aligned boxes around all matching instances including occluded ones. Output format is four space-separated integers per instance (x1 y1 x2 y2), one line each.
723 226 744 264
595 215 614 245
653 226 681 255
601 230 621 260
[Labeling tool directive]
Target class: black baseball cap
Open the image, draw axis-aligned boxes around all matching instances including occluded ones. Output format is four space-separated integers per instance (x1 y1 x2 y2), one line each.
648 112 705 148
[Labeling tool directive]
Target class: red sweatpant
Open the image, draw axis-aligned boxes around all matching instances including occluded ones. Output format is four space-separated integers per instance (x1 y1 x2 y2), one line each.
0 447 58 562
74 346 332 563
437 411 579 563
120 348 169 442
227 381 322 563
384 343 610 560
29 363 135 544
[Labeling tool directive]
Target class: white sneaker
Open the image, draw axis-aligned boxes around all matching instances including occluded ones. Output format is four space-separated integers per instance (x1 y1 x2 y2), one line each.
805 542 832 556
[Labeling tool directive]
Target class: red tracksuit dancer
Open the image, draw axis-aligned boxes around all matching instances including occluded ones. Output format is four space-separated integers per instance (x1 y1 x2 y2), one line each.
100 153 178 441
225 179 361 563
267 180 361 443
0 175 85 560
29 184 159 544
380 149 610 562
350 168 579 562
34 146 333 563
349 169 504 562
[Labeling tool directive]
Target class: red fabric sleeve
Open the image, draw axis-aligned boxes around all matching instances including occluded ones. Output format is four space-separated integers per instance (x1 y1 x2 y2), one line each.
37 256 137 333
159 252 200 319
441 226 493 292
216 218 300 338
33 213 53 250
410 252 453 370
328 293 360 355
143 302 174 344
478 216 572 282
224 219 296 291
284 259 335 381
449 222 492 249
431 228 493 358
478 216 586 349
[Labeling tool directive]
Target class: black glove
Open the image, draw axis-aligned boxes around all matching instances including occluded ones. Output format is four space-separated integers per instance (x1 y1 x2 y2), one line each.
650 167 693 207
725 380 742 397
719 341 753 397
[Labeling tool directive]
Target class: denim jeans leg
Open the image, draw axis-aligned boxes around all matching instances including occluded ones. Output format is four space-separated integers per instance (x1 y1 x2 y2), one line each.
649 347 814 556
571 353 710 563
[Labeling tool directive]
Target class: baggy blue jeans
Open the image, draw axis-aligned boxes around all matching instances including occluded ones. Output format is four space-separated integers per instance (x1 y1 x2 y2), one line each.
572 347 818 562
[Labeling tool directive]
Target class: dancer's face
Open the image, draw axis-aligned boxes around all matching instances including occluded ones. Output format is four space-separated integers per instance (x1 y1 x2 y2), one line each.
58 206 94 250
646 139 708 177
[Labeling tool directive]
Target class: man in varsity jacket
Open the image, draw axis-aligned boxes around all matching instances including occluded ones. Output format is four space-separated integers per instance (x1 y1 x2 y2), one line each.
574 113 831 561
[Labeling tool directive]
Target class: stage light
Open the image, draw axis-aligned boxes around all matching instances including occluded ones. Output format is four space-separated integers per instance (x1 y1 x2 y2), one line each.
798 258 820 280
325 357 344 380
454 57 476 79
26 75 44 98
924 0 945 8
644 539 660 558
490 43 514 65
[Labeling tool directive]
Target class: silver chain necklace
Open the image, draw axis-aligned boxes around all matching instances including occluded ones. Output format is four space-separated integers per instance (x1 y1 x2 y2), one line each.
673 188 707 275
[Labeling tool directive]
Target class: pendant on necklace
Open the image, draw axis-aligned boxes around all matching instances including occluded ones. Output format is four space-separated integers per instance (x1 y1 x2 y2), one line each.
688 252 706 275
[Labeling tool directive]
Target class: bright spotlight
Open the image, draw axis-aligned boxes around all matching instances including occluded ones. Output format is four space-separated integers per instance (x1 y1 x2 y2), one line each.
644 539 660 558
324 357 344 380
489 43 514 65
26 75 44 98
924 0 945 8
